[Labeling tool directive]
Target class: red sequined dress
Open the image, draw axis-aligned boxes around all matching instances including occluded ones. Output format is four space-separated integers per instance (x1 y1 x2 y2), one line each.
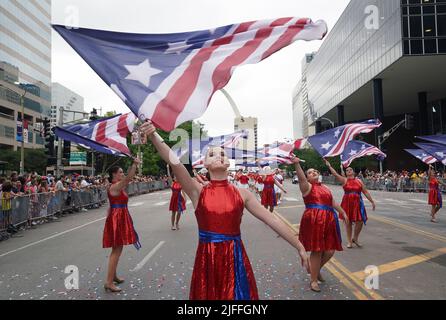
103 185 140 249
189 180 258 300
169 181 186 213
428 177 442 207
299 182 342 252
340 178 367 223
261 174 276 207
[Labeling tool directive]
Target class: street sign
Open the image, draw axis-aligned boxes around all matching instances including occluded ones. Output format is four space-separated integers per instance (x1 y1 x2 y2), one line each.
69 152 87 165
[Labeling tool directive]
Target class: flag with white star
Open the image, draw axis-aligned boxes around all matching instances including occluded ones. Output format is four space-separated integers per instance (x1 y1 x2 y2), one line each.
53 18 327 131
413 142 446 165
404 149 438 165
307 119 382 158
340 140 386 168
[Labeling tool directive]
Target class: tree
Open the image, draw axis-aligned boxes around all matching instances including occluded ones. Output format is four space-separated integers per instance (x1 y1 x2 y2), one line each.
0 149 47 174
104 111 117 118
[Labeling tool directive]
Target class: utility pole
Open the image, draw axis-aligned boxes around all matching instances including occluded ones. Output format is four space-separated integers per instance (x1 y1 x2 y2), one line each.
57 106 64 177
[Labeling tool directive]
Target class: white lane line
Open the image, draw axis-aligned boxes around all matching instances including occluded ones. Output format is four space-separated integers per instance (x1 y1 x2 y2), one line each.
284 197 299 202
385 199 408 205
409 199 427 203
154 201 168 206
129 202 145 207
130 241 165 272
186 200 192 205
0 217 106 258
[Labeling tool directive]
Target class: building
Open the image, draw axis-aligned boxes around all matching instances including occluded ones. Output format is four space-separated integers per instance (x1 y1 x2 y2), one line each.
292 52 317 139
0 0 51 151
293 0 446 170
234 116 258 152
51 82 86 127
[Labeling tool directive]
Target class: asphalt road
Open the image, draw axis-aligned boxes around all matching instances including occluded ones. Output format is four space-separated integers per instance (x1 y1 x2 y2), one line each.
0 180 445 300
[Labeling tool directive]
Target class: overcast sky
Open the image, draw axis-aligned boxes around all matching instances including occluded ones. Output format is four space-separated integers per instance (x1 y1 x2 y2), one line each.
51 0 350 145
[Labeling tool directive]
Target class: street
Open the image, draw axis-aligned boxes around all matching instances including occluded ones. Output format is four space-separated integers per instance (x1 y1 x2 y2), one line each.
0 181 445 300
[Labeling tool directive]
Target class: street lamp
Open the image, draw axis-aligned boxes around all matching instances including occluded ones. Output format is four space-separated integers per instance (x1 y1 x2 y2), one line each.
319 117 335 128
0 82 27 175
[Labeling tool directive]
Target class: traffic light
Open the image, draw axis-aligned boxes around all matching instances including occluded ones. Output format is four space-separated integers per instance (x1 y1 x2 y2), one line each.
63 139 71 161
405 114 415 130
43 118 54 157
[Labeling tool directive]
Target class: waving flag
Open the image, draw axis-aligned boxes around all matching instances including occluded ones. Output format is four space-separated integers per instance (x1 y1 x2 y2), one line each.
417 135 446 146
54 113 136 157
340 140 386 168
414 142 446 165
53 18 327 131
404 149 438 165
308 119 382 158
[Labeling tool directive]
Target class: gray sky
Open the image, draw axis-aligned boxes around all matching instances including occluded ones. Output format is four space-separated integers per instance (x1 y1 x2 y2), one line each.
51 0 350 145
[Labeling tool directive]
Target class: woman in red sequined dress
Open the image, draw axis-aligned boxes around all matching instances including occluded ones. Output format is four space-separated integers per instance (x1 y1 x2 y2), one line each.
291 156 348 293
102 158 141 293
167 164 186 230
324 160 376 248
260 166 287 212
428 165 443 223
141 121 309 300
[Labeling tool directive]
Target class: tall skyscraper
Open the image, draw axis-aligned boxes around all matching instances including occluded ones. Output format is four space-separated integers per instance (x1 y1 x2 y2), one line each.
0 0 51 150
234 116 258 152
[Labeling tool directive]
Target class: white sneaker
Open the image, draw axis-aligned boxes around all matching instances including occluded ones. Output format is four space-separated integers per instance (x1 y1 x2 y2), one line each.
81 208 88 212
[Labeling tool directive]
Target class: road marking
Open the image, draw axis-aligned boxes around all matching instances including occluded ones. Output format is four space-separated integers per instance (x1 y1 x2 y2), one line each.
154 201 169 206
409 199 427 204
385 199 408 205
329 258 384 300
186 200 192 205
0 217 106 258
129 202 145 207
273 210 299 235
284 197 299 202
352 247 446 280
370 215 446 243
277 205 304 209
130 241 165 272
324 263 369 300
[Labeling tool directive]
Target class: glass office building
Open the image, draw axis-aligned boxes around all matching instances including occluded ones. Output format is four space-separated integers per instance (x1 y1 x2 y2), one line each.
0 0 51 150
293 0 446 169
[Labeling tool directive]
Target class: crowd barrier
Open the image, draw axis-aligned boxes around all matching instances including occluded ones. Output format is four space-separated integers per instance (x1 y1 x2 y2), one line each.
322 176 446 193
0 181 168 238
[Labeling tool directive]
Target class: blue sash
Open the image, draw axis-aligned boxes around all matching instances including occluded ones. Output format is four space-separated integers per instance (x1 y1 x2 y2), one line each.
345 192 367 225
177 192 184 214
305 204 342 244
110 204 141 250
199 230 251 300
436 187 443 209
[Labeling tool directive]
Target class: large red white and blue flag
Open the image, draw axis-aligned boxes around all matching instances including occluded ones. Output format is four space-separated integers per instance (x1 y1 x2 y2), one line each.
413 142 446 165
53 18 327 131
340 140 386 168
404 149 438 165
308 120 382 158
54 113 136 157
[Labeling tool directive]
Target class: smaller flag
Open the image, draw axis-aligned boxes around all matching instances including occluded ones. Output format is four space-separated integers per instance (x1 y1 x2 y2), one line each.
54 113 135 157
404 149 438 165
416 135 446 146
294 138 307 150
414 142 446 165
308 119 382 158
340 140 386 168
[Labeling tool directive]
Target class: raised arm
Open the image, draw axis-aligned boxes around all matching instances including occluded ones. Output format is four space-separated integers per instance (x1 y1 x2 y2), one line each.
140 121 202 207
109 157 140 196
241 189 309 272
166 164 173 185
274 178 287 194
324 159 347 185
291 156 311 197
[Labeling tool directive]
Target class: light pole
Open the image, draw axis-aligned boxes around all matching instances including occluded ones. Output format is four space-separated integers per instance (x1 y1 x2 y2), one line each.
319 117 335 129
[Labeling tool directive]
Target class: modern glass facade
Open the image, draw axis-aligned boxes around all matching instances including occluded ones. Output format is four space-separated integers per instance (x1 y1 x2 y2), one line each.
0 0 51 149
401 0 446 55
304 0 403 119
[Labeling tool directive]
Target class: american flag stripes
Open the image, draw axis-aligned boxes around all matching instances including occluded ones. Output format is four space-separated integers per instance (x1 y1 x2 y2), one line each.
53 18 327 131
340 140 386 168
413 142 446 165
307 119 382 158
404 149 438 165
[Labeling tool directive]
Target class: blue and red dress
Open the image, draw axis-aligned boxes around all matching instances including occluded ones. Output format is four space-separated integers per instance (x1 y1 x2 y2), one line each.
169 181 186 213
190 180 258 300
341 178 367 224
299 182 342 252
261 174 277 207
428 178 442 208
103 185 141 249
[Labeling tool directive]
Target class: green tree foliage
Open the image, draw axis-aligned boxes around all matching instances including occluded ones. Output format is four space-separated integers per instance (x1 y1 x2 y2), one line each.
0 149 47 174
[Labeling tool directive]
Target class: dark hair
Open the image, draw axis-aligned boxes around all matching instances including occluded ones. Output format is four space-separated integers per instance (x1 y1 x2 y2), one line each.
2 180 13 192
108 166 121 183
